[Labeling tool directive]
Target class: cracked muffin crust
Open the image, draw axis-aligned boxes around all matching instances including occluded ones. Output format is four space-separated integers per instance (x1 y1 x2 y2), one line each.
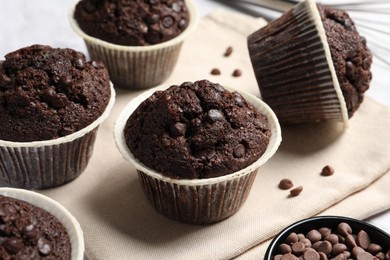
318 4 372 117
74 0 190 46
124 80 272 179
0 44 111 142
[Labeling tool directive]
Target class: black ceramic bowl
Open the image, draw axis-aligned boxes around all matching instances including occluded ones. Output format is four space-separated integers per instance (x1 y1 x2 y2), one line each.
264 216 390 259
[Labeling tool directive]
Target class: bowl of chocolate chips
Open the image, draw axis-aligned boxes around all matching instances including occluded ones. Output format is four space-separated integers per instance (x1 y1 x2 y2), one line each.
264 216 390 260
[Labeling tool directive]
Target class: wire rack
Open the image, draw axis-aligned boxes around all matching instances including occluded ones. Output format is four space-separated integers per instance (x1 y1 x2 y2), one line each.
217 0 390 67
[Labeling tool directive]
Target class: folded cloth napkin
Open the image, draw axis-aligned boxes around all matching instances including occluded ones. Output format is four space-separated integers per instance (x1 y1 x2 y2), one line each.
40 10 390 260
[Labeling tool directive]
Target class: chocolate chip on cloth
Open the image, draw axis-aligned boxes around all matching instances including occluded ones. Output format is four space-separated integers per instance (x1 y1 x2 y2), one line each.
0 195 71 259
0 44 111 142
74 0 190 46
124 80 272 179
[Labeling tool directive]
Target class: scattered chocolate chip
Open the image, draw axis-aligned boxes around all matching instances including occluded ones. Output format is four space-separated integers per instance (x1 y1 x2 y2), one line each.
279 243 292 254
321 165 335 176
59 75 72 87
363 58 370 70
233 144 245 158
337 222 352 236
162 16 174 28
195 149 216 161
207 109 224 122
211 68 221 75
361 36 367 46
22 223 38 239
307 230 322 243
346 61 355 78
325 234 339 245
224 46 233 57
290 186 303 197
232 69 242 77
91 61 101 69
292 242 306 254
278 178 293 190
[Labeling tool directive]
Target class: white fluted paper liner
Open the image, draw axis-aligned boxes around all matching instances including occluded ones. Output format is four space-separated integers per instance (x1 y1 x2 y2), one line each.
114 84 282 224
0 83 116 189
0 188 84 260
68 0 199 90
248 0 348 125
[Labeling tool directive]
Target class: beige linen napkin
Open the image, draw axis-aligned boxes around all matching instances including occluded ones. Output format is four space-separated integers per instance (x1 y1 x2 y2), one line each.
39 11 390 260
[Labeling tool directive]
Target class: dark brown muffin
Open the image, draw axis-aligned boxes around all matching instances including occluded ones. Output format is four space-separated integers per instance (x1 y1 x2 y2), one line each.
247 1 372 123
74 0 190 46
317 4 372 117
124 80 271 179
0 195 71 259
0 44 111 142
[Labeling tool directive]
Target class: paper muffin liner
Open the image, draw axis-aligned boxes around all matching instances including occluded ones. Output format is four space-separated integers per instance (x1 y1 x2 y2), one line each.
0 188 84 260
68 0 199 90
247 0 348 125
0 83 116 190
114 84 282 224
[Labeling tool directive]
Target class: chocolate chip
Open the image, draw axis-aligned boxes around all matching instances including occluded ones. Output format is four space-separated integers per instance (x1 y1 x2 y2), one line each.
74 58 84 70
344 19 353 30
22 223 38 239
4 238 23 254
214 84 225 93
307 230 322 243
345 234 357 248
172 2 181 12
278 179 293 190
363 58 370 70
224 46 233 57
0 73 11 87
178 19 186 29
162 16 174 28
149 0 158 4
207 109 224 122
337 222 352 236
361 36 367 46
290 186 303 197
91 61 101 69
147 14 160 24
232 69 242 77
325 234 339 245
42 87 56 102
318 227 331 238
332 243 347 255
286 232 299 244
303 248 320 260
170 122 186 137
367 243 382 254
346 61 355 79
233 144 245 158
321 165 334 176
211 68 221 75
317 241 332 255
357 251 375 260
37 237 51 256
59 75 72 87
51 93 68 109
234 93 244 107
279 243 292 254
195 149 216 161
292 242 306 254
357 230 371 249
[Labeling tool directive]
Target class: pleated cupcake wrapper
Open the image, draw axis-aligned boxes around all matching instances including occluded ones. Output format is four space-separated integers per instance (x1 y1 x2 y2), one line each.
248 0 348 124
68 0 199 90
0 188 84 260
0 83 116 190
114 84 282 224
137 169 258 224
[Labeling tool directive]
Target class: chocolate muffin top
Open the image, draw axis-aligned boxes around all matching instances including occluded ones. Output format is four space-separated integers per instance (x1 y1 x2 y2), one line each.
74 0 190 46
318 4 372 117
124 80 271 179
0 44 111 142
0 195 71 259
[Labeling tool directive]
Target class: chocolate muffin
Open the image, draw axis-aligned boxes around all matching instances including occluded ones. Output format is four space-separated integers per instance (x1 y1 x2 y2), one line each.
317 4 372 117
74 0 190 46
0 44 111 142
124 80 272 179
0 195 71 259
247 0 372 124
